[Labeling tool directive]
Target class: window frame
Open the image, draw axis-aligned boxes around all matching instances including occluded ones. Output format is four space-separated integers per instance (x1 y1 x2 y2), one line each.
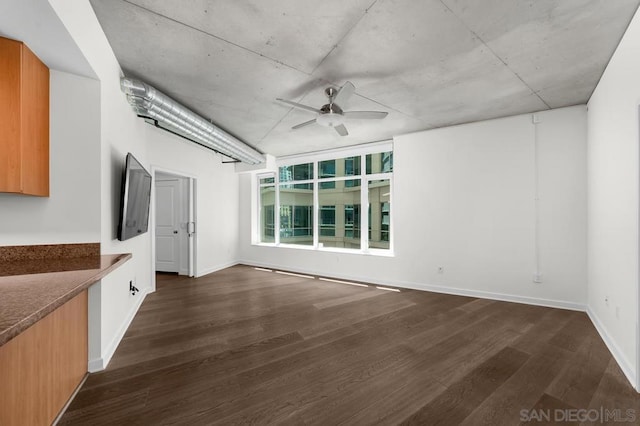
254 141 394 256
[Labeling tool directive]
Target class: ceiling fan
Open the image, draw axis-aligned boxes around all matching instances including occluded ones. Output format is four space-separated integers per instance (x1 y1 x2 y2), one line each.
276 81 388 136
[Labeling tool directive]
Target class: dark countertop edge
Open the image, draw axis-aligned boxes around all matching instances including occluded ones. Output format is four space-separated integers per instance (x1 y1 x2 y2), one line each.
0 253 132 347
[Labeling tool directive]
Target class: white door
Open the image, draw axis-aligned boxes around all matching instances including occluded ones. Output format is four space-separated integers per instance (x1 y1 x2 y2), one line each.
155 179 180 272
188 178 195 277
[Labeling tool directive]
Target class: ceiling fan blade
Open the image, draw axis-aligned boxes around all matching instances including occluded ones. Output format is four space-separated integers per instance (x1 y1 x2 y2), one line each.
343 111 389 120
334 124 349 136
333 81 355 106
276 98 321 114
292 118 317 130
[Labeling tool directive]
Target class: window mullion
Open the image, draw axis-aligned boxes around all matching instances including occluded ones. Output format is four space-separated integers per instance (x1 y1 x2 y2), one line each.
389 176 394 253
360 155 368 253
317 176 363 183
313 161 319 248
366 172 393 180
275 171 280 246
280 179 314 185
256 175 261 244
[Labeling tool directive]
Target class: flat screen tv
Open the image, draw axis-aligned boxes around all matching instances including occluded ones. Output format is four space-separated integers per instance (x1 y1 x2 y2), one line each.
117 153 152 241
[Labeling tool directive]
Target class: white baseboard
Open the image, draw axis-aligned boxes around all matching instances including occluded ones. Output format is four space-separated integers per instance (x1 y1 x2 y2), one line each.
88 357 104 373
238 259 586 312
197 261 239 278
586 307 637 391
88 287 148 373
388 279 586 312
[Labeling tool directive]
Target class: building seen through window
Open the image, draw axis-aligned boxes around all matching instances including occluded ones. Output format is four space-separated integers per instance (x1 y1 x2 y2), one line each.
258 150 392 252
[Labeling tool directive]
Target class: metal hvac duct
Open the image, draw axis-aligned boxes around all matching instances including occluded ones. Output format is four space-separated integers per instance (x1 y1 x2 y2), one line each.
120 77 265 165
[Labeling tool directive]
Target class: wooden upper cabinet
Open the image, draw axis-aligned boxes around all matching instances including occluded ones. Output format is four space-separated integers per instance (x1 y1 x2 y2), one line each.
0 36 49 196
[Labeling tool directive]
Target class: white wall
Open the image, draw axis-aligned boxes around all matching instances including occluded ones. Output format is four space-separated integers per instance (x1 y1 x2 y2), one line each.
0 70 101 245
45 0 239 369
587 7 640 389
48 0 150 370
240 106 587 309
88 261 140 372
147 125 240 277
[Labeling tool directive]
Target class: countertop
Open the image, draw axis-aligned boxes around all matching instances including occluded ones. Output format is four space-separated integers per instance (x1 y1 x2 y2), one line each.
0 253 132 347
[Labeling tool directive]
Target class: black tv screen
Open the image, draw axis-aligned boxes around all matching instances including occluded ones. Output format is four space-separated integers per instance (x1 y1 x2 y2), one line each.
118 153 152 241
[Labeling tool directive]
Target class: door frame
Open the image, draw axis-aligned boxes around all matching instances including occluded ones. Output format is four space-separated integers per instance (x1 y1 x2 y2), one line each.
150 165 198 293
637 106 640 393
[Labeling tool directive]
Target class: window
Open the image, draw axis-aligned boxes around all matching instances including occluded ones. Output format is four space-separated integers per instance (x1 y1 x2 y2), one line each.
366 151 393 174
258 176 275 243
344 204 361 240
381 202 390 242
368 179 391 249
264 206 275 238
319 160 336 189
318 177 361 249
280 162 313 182
280 205 312 241
344 156 361 188
255 146 393 254
319 206 335 237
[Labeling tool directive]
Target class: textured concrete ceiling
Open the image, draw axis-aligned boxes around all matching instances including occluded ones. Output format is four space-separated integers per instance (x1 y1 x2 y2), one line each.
90 0 639 157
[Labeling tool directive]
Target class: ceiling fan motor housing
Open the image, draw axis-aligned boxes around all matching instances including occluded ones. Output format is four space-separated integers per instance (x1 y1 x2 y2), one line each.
318 103 344 127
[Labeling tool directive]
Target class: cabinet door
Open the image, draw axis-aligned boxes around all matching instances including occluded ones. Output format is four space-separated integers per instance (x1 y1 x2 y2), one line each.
20 43 49 196
0 36 49 196
0 38 22 193
0 291 88 425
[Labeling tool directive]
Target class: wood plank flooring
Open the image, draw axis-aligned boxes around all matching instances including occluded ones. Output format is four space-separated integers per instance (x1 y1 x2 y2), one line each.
59 265 640 425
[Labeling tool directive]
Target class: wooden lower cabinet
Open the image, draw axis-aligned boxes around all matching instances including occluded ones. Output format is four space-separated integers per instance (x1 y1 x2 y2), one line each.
0 291 87 425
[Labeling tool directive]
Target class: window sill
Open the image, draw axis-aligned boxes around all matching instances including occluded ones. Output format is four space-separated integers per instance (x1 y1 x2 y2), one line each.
251 242 395 257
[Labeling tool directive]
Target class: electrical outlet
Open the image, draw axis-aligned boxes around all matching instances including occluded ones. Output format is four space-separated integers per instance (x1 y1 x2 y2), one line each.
437 266 444 274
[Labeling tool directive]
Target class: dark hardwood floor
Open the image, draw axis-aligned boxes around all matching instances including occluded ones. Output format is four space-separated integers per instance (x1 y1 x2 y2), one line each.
59 265 640 425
